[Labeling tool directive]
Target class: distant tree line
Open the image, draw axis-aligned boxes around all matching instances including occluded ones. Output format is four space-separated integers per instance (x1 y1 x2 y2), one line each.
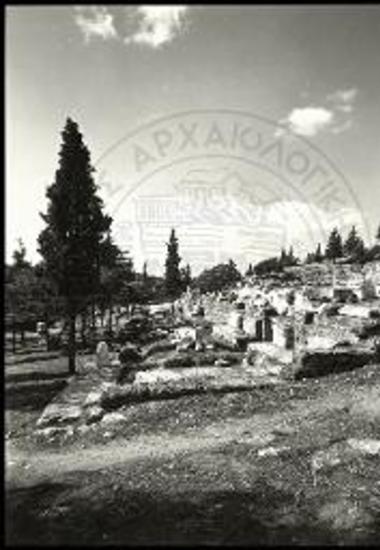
308 225 380 264
246 224 380 277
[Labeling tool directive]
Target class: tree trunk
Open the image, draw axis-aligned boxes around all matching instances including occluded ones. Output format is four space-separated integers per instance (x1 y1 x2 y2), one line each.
115 307 119 331
12 322 16 353
91 300 96 330
68 311 76 375
81 311 87 349
45 313 50 352
108 298 113 335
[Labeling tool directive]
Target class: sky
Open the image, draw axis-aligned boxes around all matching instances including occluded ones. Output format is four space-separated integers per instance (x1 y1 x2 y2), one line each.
6 5 380 275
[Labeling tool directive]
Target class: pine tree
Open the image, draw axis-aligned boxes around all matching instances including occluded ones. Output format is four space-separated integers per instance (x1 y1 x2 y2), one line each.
183 263 192 288
315 243 323 262
325 227 343 262
305 252 314 264
38 118 112 373
142 261 148 282
246 263 254 276
12 239 29 269
343 225 365 261
98 238 132 335
179 263 192 291
164 229 182 298
6 242 36 350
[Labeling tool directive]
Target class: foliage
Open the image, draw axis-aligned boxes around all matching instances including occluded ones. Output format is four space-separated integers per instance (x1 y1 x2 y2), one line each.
180 263 192 290
315 243 323 262
12 239 30 269
305 243 323 264
5 244 63 333
325 227 343 261
98 238 135 311
246 263 254 277
196 259 242 293
279 247 299 267
254 256 282 276
164 228 182 298
38 117 113 372
343 225 366 262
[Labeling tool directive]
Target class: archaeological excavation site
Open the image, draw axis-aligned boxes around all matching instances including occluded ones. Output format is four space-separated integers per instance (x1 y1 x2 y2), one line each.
6 7 380 542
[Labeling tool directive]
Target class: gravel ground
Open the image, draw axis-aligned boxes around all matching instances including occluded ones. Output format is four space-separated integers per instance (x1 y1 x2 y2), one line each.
5 352 380 545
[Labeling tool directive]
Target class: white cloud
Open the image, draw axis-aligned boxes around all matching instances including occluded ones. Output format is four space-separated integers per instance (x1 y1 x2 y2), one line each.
124 6 189 48
278 86 358 138
327 87 358 105
279 107 334 137
74 6 117 42
327 87 358 117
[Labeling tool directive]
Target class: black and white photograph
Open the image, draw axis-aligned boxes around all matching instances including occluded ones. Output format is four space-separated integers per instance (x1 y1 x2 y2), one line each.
5 4 380 545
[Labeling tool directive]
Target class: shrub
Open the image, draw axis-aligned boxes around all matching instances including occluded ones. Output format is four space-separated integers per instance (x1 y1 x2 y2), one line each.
164 354 196 369
294 349 375 380
119 344 142 365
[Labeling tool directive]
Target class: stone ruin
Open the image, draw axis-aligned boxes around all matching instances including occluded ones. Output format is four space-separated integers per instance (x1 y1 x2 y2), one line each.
96 341 110 368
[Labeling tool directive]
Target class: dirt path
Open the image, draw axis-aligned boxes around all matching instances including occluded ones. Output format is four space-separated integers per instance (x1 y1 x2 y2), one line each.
7 382 377 487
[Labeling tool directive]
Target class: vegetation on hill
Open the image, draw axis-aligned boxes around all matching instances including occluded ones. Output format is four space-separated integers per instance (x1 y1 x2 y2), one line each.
196 260 242 293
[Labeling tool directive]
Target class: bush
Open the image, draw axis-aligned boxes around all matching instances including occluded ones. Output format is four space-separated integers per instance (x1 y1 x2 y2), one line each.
195 261 242 293
164 354 196 369
294 349 375 380
116 366 137 385
119 343 142 365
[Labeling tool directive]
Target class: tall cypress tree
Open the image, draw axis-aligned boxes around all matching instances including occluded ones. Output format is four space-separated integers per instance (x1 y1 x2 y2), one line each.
164 229 182 298
325 227 343 262
38 118 112 373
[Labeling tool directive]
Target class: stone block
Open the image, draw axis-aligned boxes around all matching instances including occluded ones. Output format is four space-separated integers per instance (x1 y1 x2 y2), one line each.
85 405 104 424
84 391 102 407
101 412 127 424
96 341 110 368
37 404 82 428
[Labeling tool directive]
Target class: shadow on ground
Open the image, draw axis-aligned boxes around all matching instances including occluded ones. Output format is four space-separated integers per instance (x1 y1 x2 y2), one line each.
5 380 68 411
6 477 380 546
6 371 68 385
